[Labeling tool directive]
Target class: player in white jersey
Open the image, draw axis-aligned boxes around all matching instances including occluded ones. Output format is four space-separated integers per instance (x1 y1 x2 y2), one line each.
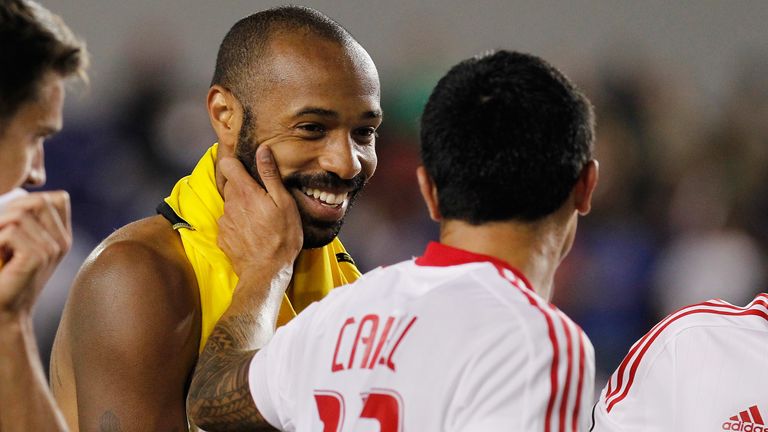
186 50 600 431
247 242 595 431
592 293 768 432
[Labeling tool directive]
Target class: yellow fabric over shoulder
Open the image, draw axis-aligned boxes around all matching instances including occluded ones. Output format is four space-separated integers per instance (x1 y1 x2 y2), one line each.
163 144 361 352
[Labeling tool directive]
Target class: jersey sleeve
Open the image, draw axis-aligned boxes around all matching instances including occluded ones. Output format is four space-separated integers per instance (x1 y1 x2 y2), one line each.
249 301 321 431
591 333 676 432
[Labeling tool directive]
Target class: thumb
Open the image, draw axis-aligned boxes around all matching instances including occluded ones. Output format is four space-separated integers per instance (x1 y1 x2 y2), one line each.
255 145 291 205
256 145 280 182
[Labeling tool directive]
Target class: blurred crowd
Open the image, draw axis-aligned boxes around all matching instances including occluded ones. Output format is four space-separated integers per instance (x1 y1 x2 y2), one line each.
35 49 767 384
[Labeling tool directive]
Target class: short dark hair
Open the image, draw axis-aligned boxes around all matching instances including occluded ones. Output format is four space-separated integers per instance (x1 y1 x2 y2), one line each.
0 0 88 127
211 5 353 103
420 50 595 224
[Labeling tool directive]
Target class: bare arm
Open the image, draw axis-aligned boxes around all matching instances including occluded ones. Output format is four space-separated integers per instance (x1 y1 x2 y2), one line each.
0 317 69 431
52 218 200 432
187 146 302 431
0 191 72 431
186 314 274 431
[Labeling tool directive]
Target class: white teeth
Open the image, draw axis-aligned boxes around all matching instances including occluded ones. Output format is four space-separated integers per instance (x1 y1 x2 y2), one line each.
301 187 348 206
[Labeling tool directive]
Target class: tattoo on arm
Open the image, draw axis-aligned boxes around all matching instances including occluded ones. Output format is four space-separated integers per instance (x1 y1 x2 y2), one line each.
187 315 275 431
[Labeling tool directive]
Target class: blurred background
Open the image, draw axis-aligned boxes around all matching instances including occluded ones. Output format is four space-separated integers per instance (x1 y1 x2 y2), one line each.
37 0 768 389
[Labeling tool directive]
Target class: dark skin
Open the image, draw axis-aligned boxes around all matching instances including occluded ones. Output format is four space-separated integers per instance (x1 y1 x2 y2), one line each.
187 149 302 431
50 216 200 432
50 31 381 432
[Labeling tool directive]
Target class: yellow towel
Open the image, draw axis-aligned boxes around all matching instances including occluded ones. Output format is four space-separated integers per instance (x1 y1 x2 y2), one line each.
163 144 361 351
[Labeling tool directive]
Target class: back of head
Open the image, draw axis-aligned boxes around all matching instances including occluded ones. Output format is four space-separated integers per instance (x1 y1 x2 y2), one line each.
211 5 355 103
420 50 595 224
0 0 88 129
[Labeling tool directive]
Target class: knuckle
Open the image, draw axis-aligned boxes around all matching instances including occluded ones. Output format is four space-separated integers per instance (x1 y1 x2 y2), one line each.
260 167 278 178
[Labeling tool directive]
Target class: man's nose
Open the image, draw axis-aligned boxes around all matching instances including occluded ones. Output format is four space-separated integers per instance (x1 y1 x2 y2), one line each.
318 134 362 180
24 142 46 187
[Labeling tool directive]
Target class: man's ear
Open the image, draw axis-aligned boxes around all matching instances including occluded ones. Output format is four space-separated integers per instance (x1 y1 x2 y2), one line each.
207 85 242 154
417 166 442 222
573 159 599 215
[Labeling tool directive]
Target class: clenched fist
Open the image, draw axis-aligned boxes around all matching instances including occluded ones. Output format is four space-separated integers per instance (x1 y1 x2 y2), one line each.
0 190 72 320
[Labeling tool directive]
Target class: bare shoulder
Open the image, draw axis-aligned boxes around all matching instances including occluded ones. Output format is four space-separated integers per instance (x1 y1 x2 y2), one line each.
62 214 200 355
80 215 195 293
53 215 202 432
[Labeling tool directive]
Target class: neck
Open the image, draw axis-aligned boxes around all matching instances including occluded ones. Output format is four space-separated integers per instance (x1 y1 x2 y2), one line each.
438 214 574 301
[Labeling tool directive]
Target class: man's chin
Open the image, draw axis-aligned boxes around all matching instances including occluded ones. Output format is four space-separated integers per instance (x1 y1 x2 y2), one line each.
301 220 342 249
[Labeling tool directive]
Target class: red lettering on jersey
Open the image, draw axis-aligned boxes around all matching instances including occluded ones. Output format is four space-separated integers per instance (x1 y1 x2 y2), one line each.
348 314 380 369
332 315 418 373
331 317 355 372
367 316 395 369
383 317 418 372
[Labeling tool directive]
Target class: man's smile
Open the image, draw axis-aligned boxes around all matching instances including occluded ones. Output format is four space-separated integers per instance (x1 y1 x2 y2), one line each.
300 187 348 206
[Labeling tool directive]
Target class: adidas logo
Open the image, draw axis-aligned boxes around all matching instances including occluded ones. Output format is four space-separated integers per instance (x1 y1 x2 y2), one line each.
722 405 766 431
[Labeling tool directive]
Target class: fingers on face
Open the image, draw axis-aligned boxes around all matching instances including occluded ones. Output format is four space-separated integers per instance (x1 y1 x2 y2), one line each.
255 145 280 181
0 215 61 272
46 190 72 233
254 145 294 208
219 156 266 202
0 192 72 260
218 148 295 214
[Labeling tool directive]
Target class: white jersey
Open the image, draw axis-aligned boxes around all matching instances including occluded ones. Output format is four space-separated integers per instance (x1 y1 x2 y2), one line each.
592 293 768 432
249 242 595 431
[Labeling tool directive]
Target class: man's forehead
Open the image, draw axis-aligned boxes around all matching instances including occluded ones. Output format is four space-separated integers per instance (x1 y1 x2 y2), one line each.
10 76 64 134
260 34 379 92
34 76 65 131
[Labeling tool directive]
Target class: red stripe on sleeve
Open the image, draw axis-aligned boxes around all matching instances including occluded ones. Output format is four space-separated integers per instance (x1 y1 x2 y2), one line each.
606 304 768 412
571 330 587 432
494 265 560 432
556 310 574 432
604 300 734 401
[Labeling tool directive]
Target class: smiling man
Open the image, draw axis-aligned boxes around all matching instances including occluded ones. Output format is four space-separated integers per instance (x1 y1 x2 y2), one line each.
186 50 598 431
50 6 381 431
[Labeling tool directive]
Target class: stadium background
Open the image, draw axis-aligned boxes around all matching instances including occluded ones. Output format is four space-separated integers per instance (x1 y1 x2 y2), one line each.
38 0 768 388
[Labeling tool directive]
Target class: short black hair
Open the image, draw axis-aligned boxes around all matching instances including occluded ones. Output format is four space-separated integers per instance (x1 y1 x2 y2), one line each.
211 5 353 103
0 0 88 128
420 50 595 224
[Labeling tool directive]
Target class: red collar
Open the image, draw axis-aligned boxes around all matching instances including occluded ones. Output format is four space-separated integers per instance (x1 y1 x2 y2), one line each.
415 242 532 289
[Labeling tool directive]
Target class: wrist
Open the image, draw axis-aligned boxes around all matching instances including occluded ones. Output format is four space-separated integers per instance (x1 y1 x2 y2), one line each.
230 262 293 315
0 313 34 346
0 309 32 328
238 262 293 292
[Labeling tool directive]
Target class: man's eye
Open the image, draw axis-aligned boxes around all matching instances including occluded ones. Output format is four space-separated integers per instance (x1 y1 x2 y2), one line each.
298 124 325 133
355 127 377 138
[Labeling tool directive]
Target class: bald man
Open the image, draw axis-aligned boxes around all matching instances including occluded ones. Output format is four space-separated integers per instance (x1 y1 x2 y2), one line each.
50 6 381 431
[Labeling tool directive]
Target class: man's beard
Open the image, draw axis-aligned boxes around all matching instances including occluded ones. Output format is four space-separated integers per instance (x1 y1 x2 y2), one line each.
235 108 366 249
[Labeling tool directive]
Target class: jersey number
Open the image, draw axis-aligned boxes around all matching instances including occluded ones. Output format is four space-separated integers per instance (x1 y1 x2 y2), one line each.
314 389 402 432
